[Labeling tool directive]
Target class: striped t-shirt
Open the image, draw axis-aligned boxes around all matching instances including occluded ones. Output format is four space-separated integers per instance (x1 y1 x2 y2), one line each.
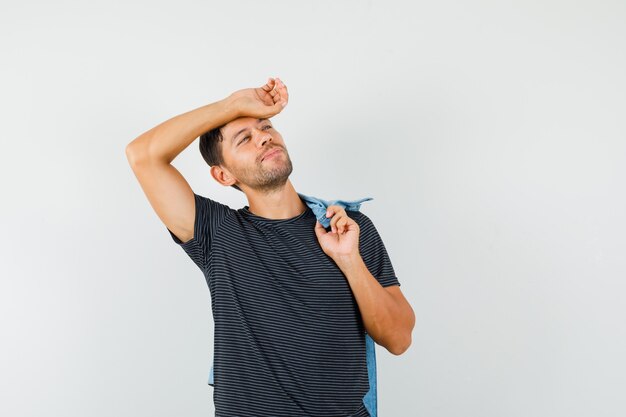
167 192 401 417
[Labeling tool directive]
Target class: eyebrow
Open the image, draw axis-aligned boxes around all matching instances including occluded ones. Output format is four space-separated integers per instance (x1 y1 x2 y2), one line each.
231 118 270 144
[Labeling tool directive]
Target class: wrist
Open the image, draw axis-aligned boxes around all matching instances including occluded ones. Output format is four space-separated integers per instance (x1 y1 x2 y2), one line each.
219 95 241 120
334 253 365 273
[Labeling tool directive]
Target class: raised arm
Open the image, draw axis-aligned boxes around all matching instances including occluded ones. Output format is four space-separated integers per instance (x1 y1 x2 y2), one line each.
124 77 288 243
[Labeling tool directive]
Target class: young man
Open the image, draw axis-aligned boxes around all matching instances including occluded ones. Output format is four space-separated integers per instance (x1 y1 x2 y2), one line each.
125 77 415 417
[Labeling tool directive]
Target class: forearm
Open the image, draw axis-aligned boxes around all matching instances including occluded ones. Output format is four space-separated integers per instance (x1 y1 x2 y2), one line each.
126 96 239 165
336 255 413 355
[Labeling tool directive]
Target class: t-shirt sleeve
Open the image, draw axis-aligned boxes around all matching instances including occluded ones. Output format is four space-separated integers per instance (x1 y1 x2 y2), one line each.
354 211 401 288
166 192 232 273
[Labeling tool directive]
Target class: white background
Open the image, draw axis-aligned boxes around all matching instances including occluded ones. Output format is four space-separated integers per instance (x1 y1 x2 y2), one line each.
1 1 625 416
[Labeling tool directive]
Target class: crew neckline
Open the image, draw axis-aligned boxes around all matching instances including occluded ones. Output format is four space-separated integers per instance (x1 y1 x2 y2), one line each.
240 204 312 224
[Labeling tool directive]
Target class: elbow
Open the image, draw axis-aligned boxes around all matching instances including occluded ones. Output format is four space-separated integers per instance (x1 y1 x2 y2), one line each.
388 334 412 356
125 142 139 164
125 141 149 167
126 130 156 165
388 314 415 356
126 135 173 166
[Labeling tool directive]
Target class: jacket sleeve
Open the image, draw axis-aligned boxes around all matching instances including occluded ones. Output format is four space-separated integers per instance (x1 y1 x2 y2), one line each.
166 192 233 273
353 211 401 288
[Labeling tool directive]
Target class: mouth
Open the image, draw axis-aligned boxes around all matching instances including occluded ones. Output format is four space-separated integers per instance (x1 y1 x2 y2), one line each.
262 148 282 161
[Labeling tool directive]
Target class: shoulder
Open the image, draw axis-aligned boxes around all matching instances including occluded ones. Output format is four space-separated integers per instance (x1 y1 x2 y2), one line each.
349 210 375 230
194 192 237 213
186 192 237 239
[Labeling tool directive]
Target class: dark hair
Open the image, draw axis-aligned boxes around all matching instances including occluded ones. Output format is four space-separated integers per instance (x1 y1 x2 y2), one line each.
198 125 243 192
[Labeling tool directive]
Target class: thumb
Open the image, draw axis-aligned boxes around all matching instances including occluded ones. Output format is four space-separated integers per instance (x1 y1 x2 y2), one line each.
268 101 286 117
268 100 285 114
314 220 326 237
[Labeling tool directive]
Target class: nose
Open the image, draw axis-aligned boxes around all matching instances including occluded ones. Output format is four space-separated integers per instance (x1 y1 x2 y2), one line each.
258 131 272 147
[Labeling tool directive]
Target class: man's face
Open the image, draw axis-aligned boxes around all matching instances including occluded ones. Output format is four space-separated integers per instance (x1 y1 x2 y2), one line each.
218 116 293 192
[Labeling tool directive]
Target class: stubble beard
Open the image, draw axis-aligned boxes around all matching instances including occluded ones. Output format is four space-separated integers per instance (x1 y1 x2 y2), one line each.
240 150 294 193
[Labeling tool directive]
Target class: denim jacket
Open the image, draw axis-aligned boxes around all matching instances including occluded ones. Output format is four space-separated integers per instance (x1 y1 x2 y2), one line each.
208 193 378 417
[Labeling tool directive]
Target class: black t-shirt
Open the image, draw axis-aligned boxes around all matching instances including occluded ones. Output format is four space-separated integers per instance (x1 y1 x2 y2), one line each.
167 192 401 417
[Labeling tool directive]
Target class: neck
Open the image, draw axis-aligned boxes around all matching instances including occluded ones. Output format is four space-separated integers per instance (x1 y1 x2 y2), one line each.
245 180 307 220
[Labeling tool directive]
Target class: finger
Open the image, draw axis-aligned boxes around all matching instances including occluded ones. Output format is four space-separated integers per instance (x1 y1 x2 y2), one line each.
328 206 347 216
271 89 282 102
334 208 352 233
262 78 275 92
276 77 287 93
273 98 286 111
314 220 327 238
326 205 342 218
337 215 350 234
270 89 285 107
329 210 347 233
275 78 289 105
325 206 337 226
337 217 348 234
333 216 343 234
347 218 359 235
330 215 339 233
326 205 345 219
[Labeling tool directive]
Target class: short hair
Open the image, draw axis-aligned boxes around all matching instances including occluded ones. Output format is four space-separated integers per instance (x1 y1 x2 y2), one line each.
199 125 243 192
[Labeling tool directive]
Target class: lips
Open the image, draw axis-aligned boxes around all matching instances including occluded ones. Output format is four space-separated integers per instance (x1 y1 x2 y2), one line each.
262 148 282 161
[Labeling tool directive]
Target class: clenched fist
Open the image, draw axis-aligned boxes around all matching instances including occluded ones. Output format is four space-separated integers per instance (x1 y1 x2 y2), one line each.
227 77 289 119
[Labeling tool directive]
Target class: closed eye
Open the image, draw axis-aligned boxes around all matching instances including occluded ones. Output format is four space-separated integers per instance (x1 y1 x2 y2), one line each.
238 125 272 145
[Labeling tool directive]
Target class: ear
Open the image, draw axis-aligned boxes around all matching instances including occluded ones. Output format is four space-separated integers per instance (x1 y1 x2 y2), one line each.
210 165 239 188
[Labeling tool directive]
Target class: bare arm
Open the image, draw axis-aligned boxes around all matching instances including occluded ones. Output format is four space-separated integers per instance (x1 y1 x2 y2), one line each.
126 98 239 165
126 76 288 164
125 98 240 243
314 206 415 355
125 77 289 243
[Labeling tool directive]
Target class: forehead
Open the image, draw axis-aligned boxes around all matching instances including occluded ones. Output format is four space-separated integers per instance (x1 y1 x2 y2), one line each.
223 117 269 139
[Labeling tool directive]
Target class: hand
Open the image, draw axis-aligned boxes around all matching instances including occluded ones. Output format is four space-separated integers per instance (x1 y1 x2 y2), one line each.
227 77 289 119
314 205 361 264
